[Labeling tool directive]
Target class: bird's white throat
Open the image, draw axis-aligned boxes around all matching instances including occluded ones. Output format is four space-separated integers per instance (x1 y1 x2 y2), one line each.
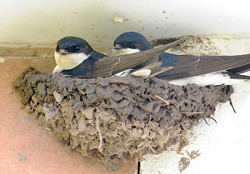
53 51 89 74
112 48 140 56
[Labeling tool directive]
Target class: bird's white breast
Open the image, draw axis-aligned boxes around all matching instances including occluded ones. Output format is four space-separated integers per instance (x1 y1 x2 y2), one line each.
115 69 133 77
170 72 239 86
53 52 89 73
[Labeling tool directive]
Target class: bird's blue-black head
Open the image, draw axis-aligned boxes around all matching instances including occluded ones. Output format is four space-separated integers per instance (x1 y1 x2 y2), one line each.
113 32 153 53
56 36 93 55
113 32 179 68
53 36 94 74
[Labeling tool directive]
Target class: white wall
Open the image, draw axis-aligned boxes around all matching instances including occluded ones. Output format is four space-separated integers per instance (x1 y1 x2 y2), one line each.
1 1 250 173
1 0 250 48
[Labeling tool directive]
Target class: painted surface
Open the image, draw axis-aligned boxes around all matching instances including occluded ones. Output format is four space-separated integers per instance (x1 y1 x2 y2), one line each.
1 1 250 173
1 0 250 48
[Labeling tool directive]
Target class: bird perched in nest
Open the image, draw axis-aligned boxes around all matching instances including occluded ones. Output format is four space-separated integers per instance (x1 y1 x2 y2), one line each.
52 36 184 78
113 32 250 80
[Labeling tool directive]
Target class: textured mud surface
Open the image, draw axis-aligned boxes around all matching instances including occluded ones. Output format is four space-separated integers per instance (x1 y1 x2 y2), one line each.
13 67 233 171
150 35 221 56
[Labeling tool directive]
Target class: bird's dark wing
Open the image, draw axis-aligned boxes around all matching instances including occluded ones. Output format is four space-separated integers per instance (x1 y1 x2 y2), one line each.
130 53 197 77
224 72 250 79
90 38 185 78
154 54 250 80
225 63 250 79
226 64 250 74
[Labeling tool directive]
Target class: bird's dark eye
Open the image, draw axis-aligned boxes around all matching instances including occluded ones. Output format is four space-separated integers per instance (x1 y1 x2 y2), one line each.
74 45 81 51
66 45 81 53
131 43 137 49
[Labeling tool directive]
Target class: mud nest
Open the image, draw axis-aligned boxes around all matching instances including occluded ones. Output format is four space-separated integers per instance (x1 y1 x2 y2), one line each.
13 67 234 171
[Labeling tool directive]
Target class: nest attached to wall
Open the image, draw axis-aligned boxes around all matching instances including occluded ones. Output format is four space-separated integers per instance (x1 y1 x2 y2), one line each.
13 67 233 171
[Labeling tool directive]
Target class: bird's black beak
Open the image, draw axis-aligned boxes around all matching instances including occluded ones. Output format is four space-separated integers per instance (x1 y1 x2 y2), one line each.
58 49 68 55
113 45 122 50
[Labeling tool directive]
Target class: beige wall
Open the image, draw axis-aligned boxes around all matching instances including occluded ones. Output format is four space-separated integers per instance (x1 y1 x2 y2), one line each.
1 0 250 48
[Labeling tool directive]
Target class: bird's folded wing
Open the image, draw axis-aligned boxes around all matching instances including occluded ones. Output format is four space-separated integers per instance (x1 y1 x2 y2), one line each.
154 54 250 80
92 38 185 78
227 63 250 74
